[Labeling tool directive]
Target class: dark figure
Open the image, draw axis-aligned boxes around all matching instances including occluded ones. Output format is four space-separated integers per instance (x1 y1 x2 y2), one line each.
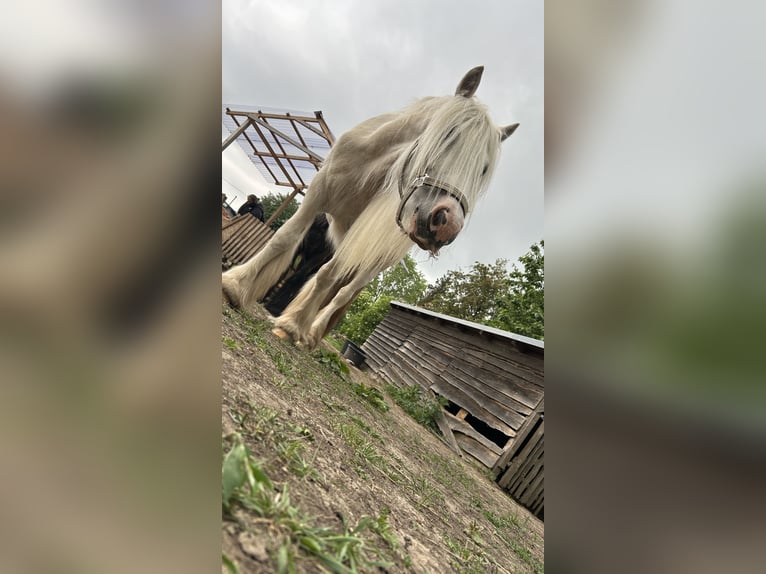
237 194 265 222
222 193 236 219
263 214 335 316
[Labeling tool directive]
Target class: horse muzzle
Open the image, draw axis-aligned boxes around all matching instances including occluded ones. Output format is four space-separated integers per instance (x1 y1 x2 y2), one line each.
408 198 465 255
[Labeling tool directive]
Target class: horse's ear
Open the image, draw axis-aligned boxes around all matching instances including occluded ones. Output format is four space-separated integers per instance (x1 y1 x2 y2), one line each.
500 123 520 141
455 66 484 98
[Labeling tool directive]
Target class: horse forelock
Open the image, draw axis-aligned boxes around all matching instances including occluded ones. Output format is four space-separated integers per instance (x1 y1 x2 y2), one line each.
384 95 502 217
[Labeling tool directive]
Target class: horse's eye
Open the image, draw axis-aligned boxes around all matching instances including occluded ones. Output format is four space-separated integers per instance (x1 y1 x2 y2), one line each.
482 164 488 176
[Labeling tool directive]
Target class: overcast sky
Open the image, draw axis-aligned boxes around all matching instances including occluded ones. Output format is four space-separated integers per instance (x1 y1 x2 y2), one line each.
222 0 543 282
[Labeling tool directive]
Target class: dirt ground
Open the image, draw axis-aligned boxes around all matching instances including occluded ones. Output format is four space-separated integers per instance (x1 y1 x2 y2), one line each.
221 304 544 573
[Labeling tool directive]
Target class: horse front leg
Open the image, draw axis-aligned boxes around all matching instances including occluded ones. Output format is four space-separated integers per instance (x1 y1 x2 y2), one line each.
302 271 375 351
222 206 317 311
272 258 344 347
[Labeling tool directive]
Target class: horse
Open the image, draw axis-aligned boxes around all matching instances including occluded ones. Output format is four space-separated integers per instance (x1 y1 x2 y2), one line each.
222 66 519 350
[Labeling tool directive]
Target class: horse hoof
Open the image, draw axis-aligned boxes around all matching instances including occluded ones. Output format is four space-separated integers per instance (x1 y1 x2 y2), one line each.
272 327 290 341
221 289 235 308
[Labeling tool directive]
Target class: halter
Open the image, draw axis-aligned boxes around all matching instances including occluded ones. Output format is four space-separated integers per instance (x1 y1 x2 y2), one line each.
395 142 470 232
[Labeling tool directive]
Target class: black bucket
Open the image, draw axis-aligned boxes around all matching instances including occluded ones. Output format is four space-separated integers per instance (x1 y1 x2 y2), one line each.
341 339 367 369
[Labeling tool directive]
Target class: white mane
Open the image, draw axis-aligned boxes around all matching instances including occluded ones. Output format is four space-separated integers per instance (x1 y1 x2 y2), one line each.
383 95 502 219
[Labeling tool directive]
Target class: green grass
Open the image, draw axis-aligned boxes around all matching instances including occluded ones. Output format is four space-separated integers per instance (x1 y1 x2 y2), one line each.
352 382 389 412
312 347 350 378
481 509 543 573
385 383 446 433
222 434 392 573
443 533 496 574
410 476 444 510
223 337 241 351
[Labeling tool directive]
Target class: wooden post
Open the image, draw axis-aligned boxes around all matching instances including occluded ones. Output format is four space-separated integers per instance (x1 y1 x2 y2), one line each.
264 188 301 228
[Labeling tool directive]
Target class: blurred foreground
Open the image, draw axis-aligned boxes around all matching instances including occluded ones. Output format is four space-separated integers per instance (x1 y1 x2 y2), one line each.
0 3 221 573
547 0 766 572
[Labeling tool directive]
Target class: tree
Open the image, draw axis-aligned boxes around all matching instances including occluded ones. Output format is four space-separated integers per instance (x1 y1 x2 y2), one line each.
261 192 299 231
420 260 511 324
336 255 427 345
495 241 544 339
419 241 544 339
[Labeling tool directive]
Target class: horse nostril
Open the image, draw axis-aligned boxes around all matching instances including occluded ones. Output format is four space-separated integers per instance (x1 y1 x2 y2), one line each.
430 207 449 228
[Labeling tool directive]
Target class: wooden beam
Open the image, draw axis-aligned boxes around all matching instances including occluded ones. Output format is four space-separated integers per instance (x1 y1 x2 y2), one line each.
229 115 281 184
228 110 319 123
264 188 300 228
315 111 336 145
249 120 299 190
429 391 463 458
250 150 320 164
249 116 326 162
263 117 307 189
292 117 332 143
221 117 252 151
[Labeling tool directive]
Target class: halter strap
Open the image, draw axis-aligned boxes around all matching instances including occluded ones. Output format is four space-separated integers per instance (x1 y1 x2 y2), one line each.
395 141 470 231
395 175 469 231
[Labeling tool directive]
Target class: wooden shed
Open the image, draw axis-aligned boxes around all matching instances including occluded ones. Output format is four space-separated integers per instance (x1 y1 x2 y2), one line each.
222 215 274 269
362 302 544 518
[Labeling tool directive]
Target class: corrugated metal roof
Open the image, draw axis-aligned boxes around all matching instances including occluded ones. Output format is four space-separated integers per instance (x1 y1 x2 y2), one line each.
390 301 544 351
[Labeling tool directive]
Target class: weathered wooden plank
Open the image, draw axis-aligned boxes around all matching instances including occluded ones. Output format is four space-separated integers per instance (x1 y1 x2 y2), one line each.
451 359 543 409
437 371 527 431
407 328 461 365
363 345 387 370
430 381 515 437
530 488 544 516
454 434 499 468
498 422 544 489
462 347 544 387
509 438 544 498
444 412 506 454
493 404 543 474
395 342 447 386
518 452 544 506
429 392 463 458
396 312 543 364
365 334 399 361
444 362 540 415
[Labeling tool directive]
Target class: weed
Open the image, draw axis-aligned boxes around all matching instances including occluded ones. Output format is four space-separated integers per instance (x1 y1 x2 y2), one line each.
277 440 321 481
222 553 239 574
443 534 494 574
411 476 444 510
223 337 241 351
483 509 523 532
228 409 249 428
385 383 446 433
372 508 399 551
222 435 392 572
352 382 389 412
335 422 386 477
349 416 382 442
481 508 542 572
312 348 350 378
271 350 294 377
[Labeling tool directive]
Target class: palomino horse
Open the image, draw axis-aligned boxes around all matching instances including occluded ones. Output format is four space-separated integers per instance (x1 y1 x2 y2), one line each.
222 66 519 349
